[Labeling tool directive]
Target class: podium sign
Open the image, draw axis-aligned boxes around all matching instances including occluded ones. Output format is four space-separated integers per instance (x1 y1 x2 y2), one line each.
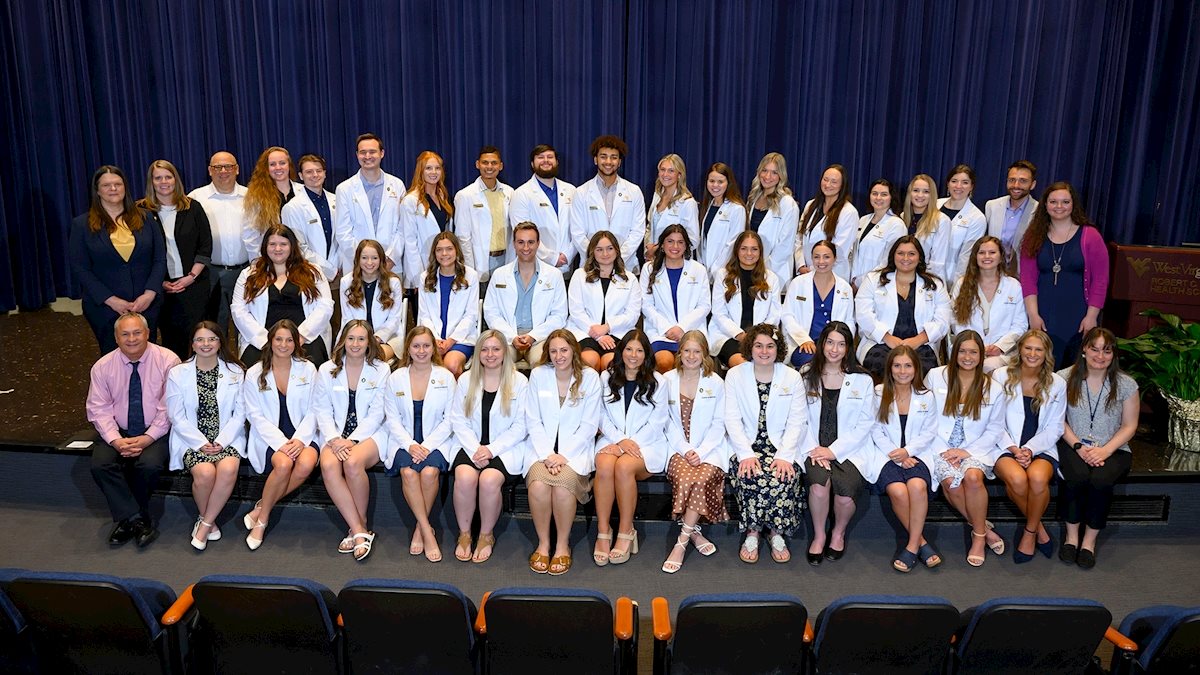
1105 243 1200 337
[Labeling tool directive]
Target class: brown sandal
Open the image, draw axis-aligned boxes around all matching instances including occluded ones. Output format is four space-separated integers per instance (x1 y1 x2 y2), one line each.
548 554 572 576
529 551 550 574
472 533 496 563
455 532 473 562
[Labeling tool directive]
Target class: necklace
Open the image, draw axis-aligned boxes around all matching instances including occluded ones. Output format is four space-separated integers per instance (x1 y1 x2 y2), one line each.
1050 242 1065 285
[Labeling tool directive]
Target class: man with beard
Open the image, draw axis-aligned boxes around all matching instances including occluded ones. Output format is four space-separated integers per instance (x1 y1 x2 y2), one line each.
570 135 646 272
984 160 1039 273
510 144 577 278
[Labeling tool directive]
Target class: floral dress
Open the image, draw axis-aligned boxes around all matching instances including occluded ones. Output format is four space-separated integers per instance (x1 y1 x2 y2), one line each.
183 366 242 469
730 381 805 534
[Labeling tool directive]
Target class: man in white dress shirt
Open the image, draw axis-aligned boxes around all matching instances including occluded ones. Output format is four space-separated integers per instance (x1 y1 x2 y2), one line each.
454 145 514 286
984 160 1039 274
333 133 406 279
569 135 646 272
188 151 248 334
510 143 576 279
483 222 567 365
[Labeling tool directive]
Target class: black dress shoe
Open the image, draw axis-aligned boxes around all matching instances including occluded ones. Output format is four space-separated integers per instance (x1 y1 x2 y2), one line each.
1059 543 1078 564
108 520 137 546
133 518 159 548
823 545 844 561
1076 548 1096 569
806 551 822 566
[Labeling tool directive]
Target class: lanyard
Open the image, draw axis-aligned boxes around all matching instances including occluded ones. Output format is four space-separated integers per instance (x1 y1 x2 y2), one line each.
1084 379 1107 427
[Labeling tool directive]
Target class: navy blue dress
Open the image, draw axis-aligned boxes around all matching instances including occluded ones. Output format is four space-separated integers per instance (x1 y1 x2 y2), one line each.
1036 228 1087 366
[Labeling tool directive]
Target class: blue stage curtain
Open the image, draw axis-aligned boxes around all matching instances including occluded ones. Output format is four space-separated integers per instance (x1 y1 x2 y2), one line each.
1 0 1197 312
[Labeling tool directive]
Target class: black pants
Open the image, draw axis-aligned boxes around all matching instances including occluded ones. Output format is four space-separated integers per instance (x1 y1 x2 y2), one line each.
1057 440 1132 530
90 434 169 522
159 273 210 360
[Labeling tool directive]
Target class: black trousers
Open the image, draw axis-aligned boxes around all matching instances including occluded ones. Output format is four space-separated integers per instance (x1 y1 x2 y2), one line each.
159 273 210 360
1057 440 1132 530
90 434 169 522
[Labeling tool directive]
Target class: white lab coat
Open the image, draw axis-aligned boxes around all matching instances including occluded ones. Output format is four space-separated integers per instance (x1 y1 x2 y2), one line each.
447 372 532 476
646 193 700 252
243 181 304 260
996 373 1067 463
282 188 340 279
904 211 953 281
338 274 406 344
596 371 671 473
416 267 481 345
241 359 319 473
698 201 747 273
454 177 515 284
333 171 406 277
707 267 783 353
483 260 568 343
926 366 1006 465
382 365 457 468
724 362 808 463
948 275 1028 365
854 270 952 363
663 370 730 469
752 194 800 289
312 359 391 452
851 213 906 286
566 268 642 343
937 197 987 282
869 385 942 490
984 195 1038 271
798 372 879 479
797 200 860 281
230 267 334 356
524 365 603 476
165 359 247 471
510 177 577 273
570 175 648 271
781 272 856 353
640 260 711 343
400 192 454 289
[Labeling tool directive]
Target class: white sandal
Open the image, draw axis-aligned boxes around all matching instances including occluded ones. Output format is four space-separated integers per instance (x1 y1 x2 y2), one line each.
767 533 791 563
740 532 761 563
338 530 356 554
662 529 691 574
687 524 717 556
246 520 267 551
190 517 213 551
352 532 375 562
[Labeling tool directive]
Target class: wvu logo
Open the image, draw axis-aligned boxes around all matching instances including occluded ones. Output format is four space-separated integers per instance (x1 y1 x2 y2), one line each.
1128 257 1152 278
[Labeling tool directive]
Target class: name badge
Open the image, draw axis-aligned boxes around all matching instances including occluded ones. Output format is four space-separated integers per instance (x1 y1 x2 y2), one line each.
495 283 507 288
473 203 484 208
589 205 599 211
308 218 318 224
539 202 550 207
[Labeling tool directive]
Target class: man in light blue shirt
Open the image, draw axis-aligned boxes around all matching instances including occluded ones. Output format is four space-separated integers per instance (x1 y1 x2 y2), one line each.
483 222 567 364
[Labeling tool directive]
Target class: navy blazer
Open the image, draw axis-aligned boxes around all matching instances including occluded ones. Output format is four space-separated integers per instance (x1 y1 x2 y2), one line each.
69 209 167 306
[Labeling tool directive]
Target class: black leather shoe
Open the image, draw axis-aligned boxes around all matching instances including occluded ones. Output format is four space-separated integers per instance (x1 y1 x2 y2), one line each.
1076 548 1096 569
1059 543 1078 564
823 545 844 561
108 520 137 546
133 518 159 548
806 551 822 566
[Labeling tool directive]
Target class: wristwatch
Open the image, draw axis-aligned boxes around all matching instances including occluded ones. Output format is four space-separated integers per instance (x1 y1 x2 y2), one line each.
1072 442 1084 450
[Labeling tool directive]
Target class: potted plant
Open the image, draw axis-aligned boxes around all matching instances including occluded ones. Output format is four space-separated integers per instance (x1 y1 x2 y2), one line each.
1117 309 1200 453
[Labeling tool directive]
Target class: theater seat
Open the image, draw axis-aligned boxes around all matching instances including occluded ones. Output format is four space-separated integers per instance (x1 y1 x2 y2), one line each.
1112 605 1200 674
950 596 1112 674
163 574 339 675
476 587 637 675
0 582 35 674
338 578 477 674
811 594 958 674
651 593 808 675
5 570 178 674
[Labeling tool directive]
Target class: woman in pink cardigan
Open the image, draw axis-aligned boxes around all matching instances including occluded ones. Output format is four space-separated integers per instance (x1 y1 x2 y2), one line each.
1019 182 1109 366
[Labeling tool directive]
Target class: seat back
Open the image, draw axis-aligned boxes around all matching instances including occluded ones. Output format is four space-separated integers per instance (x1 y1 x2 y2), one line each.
669 593 807 675
5 571 175 675
1121 605 1200 673
0 585 36 674
339 579 475 675
484 587 616 675
813 594 958 675
955 597 1112 675
191 575 338 675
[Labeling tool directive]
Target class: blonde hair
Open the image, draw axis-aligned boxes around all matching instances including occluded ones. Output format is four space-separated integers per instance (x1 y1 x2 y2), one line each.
651 154 693 211
674 330 717 377
1002 330 1056 413
462 330 518 418
745 152 791 216
902 174 941 240
138 159 192 211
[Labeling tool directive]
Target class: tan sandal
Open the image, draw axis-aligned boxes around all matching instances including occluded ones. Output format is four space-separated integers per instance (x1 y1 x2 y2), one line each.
472 533 495 563
968 530 987 567
548 554 572 576
608 529 638 565
593 531 613 566
454 532 473 562
529 551 550 574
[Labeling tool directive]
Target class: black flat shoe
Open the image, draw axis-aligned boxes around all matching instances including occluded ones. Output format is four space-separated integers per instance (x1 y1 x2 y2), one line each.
806 551 822 566
1076 548 1096 569
1059 543 1078 564
133 518 159 548
107 519 137 546
823 545 844 561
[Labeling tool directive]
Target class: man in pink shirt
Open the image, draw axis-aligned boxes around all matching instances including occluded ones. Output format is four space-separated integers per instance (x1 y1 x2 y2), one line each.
86 312 181 547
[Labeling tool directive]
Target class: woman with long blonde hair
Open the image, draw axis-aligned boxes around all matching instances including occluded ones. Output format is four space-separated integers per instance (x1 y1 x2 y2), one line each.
744 152 799 284
901 174 952 280
645 153 698 259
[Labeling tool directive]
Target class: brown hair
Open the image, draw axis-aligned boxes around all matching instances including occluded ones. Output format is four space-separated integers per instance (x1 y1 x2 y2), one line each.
328 319 382 378
345 239 399 310
186 320 243 371
86 165 144 233
396 326 445 368
876 345 929 423
800 164 851 241
138 159 192 211
722 231 770 302
536 329 587 402
739 323 786 363
257 320 307 390
1065 327 1122 409
697 162 745 215
1020 181 1093 259
583 230 629 283
942 330 990 420
243 225 322 302
421 231 469 293
951 236 1013 325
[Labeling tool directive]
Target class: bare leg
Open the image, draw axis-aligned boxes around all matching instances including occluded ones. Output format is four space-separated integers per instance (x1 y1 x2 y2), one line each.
400 467 428 554
581 351 601 371
528 479 552 558
592 454 617 557
453 464 479 560
886 482 917 554
475 469 506 560
419 466 442 561
1026 460 1054 545
443 351 467 379
906 479 930 553
654 351 676 373
190 463 216 539
995 456 1034 554
202 457 240 530
611 455 648 556
597 353 616 372
665 507 702 568
550 485 576 559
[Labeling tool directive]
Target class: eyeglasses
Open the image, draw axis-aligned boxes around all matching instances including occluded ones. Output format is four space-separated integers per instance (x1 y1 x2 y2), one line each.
209 164 238 172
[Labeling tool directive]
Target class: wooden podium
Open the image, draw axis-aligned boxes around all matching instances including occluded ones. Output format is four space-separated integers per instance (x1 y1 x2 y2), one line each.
1105 243 1200 337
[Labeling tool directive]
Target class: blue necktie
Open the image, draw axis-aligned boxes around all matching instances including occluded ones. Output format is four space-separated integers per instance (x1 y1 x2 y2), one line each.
127 361 146 436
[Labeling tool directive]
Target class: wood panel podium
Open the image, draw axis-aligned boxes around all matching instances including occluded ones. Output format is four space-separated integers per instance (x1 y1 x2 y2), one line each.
1104 243 1200 337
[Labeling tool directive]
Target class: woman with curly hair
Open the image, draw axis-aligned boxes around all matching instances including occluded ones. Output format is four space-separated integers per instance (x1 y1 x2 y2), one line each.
708 230 782 368
416 231 479 377
950 236 1028 373
242 146 301 258
339 239 405 361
